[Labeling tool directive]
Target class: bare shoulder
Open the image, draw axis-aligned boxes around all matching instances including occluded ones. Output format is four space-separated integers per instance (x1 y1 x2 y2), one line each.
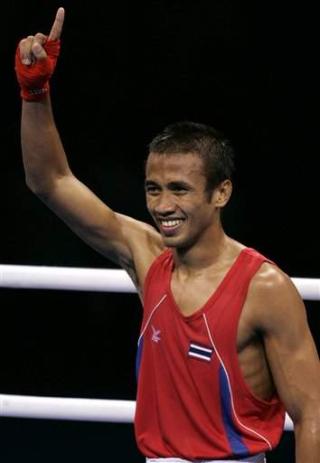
250 261 301 302
246 261 306 333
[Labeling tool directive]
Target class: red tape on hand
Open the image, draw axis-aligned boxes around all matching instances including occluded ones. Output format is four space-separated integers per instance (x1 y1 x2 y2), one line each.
15 39 61 101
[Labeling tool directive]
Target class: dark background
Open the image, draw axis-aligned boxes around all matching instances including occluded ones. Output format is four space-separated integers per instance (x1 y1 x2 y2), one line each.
1 1 319 461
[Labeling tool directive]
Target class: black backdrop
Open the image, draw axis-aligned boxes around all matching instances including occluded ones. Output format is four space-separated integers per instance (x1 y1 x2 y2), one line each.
1 1 319 461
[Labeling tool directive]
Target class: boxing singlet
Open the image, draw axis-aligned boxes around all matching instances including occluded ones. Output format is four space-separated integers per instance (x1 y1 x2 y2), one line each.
134 247 285 460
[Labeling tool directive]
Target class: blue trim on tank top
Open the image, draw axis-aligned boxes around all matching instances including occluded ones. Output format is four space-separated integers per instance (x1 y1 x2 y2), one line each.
136 336 144 381
219 365 249 456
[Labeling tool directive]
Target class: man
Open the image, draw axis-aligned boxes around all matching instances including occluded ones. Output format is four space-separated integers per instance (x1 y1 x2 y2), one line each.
15 7 320 463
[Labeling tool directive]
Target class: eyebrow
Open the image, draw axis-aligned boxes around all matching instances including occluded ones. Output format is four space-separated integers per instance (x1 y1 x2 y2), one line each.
167 181 191 189
145 180 191 189
144 180 158 188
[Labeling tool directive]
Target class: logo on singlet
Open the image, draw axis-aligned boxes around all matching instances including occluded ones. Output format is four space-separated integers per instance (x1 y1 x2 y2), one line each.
188 342 213 362
151 325 161 343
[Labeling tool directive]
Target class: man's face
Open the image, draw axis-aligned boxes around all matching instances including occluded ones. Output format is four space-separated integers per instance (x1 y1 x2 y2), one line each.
145 152 220 249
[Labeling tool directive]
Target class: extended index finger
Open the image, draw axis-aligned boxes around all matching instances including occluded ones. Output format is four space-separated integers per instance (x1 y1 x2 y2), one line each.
48 7 65 41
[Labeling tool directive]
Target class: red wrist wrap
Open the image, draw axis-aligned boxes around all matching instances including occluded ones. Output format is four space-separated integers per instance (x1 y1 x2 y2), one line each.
15 39 61 101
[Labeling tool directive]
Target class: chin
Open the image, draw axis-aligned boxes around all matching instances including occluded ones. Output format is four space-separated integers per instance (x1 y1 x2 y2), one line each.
162 234 192 250
161 234 180 248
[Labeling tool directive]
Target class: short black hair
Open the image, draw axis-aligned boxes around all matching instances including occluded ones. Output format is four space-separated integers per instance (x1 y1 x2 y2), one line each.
148 121 235 193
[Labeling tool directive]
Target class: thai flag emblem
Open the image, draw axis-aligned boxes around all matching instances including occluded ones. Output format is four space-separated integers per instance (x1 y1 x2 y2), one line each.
188 342 214 362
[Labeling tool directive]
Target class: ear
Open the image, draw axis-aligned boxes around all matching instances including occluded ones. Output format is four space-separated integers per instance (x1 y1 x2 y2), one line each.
212 180 233 208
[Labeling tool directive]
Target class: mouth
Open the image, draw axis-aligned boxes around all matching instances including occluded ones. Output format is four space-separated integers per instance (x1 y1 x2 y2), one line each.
158 218 185 236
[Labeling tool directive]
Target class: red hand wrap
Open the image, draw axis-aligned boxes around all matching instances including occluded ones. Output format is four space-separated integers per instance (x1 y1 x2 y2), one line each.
15 38 61 101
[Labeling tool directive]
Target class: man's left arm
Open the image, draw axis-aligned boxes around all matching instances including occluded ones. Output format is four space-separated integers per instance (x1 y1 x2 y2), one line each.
251 264 320 462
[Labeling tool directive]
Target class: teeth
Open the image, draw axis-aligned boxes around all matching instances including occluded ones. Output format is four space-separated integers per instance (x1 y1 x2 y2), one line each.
161 220 182 227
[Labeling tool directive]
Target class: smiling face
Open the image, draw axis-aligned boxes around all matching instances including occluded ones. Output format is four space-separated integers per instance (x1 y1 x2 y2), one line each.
145 152 232 250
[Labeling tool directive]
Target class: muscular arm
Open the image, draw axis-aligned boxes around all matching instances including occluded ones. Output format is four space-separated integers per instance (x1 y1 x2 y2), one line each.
21 95 163 294
18 9 163 293
250 264 320 462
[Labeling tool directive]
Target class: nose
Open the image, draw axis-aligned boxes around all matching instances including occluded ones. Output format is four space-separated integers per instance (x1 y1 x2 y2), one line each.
153 191 176 216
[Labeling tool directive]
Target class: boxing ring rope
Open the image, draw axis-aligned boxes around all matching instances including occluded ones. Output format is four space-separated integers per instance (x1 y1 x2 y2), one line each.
0 264 319 299
0 395 135 423
0 393 294 430
1 264 319 432
0 265 136 293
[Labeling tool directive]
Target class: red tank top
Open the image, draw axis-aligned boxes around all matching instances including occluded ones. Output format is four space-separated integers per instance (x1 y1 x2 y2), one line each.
134 247 285 460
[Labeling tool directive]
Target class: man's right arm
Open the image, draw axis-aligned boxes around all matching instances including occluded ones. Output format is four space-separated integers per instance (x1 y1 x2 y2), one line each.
21 96 163 292
21 96 159 267
17 8 163 293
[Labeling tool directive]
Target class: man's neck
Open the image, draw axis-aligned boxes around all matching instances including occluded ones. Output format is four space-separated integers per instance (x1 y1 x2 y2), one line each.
172 228 234 274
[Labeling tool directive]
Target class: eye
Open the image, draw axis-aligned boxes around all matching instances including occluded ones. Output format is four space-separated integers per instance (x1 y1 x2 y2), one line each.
170 185 189 195
145 185 160 195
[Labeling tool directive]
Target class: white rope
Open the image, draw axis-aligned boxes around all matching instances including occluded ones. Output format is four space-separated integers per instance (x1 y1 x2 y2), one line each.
291 277 320 301
0 394 293 431
0 394 135 423
0 265 135 293
284 413 294 432
0 264 319 300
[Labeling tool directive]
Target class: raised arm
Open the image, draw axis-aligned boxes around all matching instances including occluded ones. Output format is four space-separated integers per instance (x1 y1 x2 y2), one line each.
250 265 320 462
15 8 163 292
